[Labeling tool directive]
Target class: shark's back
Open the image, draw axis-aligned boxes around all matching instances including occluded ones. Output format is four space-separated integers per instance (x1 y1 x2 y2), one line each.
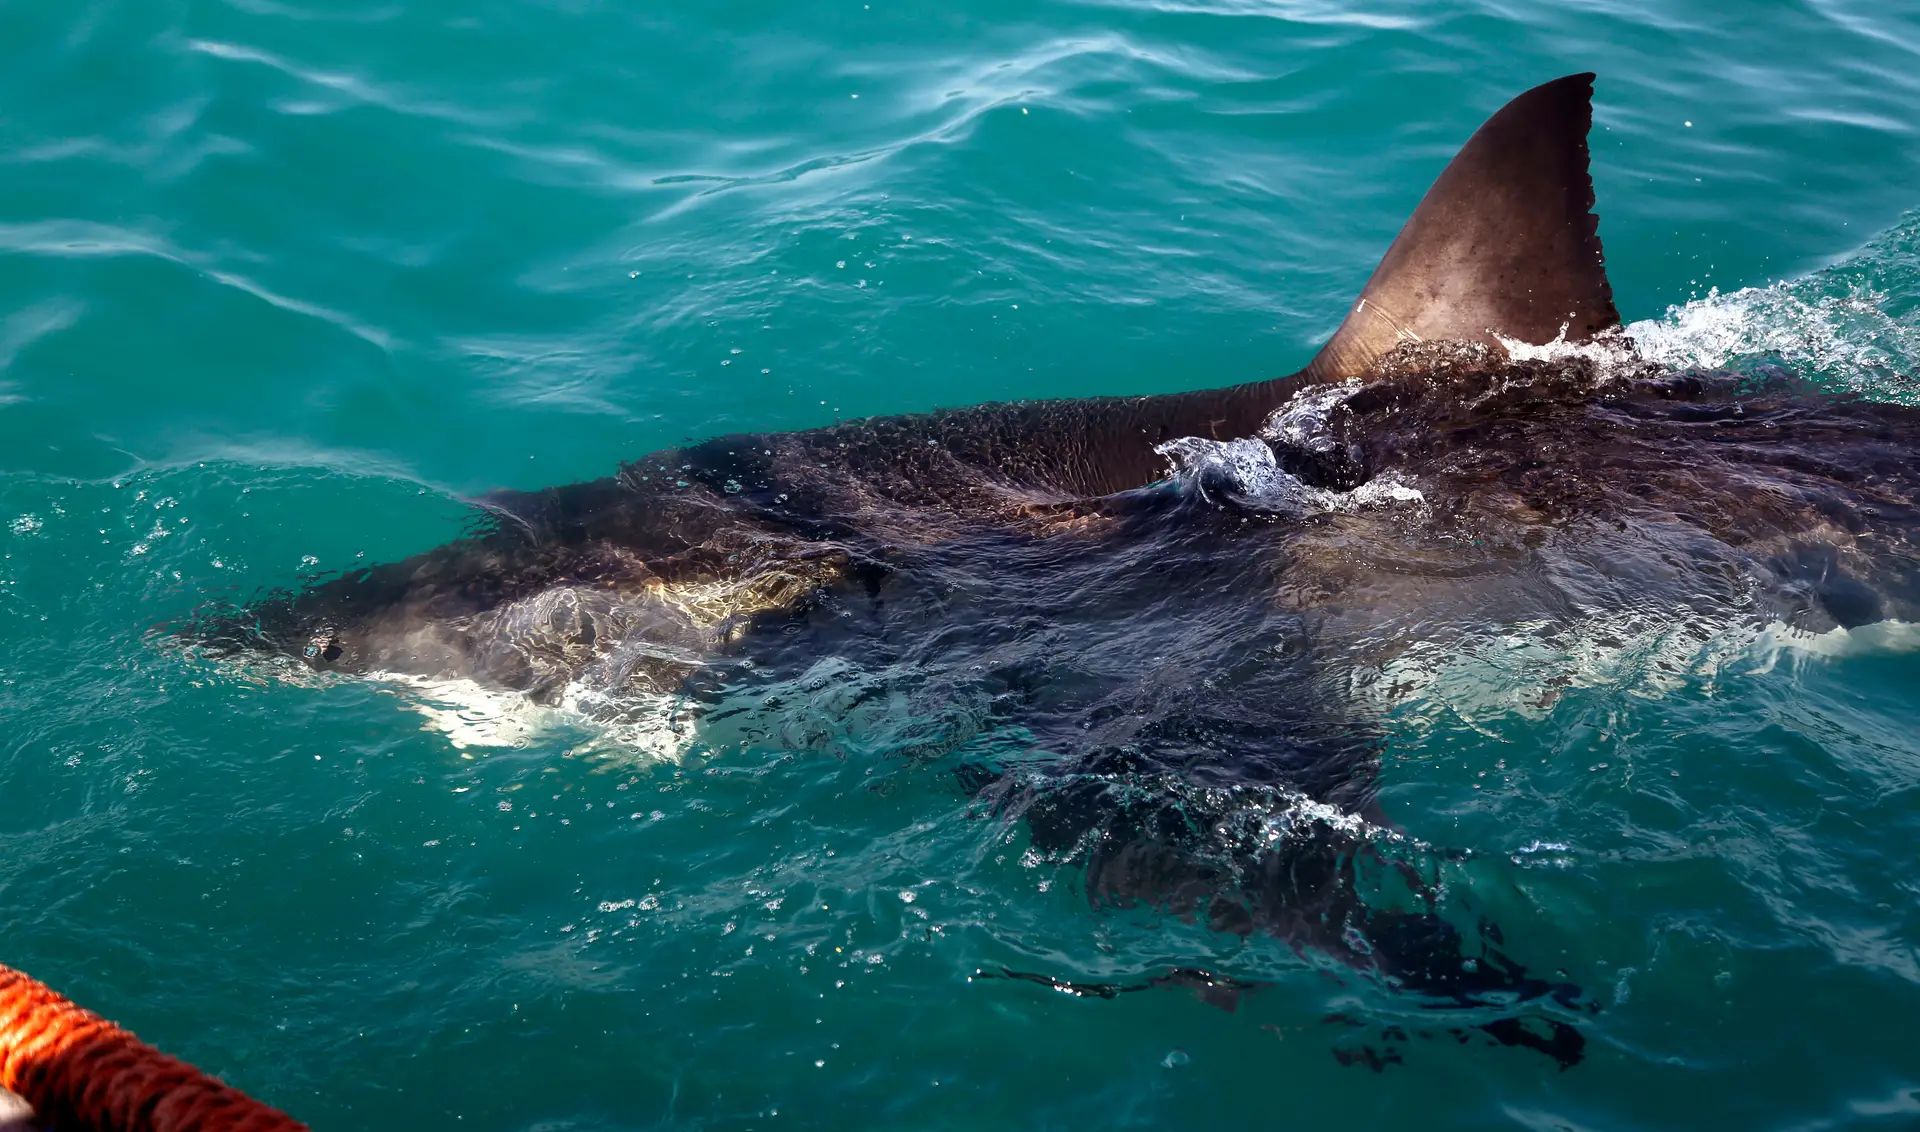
178 75 1920 1067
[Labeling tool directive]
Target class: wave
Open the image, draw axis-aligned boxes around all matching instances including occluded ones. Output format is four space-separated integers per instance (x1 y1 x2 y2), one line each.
1624 210 1920 402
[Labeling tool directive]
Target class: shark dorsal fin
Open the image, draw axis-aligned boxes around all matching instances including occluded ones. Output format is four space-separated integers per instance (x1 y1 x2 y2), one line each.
1304 73 1619 382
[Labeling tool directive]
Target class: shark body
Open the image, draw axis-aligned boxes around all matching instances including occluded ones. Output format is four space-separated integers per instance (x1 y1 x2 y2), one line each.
190 75 1920 1064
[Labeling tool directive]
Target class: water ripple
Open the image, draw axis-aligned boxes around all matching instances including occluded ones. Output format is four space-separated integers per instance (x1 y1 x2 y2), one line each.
0 220 394 350
181 37 518 128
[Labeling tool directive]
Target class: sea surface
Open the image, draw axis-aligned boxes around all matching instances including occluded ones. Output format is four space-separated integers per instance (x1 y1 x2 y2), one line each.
4 1 1920 1129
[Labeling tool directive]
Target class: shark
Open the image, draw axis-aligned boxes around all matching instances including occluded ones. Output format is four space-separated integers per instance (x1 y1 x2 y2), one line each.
187 74 1920 1065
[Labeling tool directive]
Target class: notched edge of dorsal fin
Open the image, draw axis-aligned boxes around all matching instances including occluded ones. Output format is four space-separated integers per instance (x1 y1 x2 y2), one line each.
1305 73 1619 383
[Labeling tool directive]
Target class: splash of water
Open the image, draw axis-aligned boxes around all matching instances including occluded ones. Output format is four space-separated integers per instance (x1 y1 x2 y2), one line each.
1155 380 1425 512
1154 431 1424 513
1623 213 1920 402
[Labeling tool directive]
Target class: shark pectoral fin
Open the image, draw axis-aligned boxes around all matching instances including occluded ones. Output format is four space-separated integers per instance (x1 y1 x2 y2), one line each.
1305 73 1619 383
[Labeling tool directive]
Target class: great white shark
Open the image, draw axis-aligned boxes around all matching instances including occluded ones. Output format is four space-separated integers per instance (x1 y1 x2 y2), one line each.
188 74 1920 1065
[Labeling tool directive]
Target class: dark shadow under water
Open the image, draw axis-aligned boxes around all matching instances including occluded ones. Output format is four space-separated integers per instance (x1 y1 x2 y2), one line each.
181 354 1920 1069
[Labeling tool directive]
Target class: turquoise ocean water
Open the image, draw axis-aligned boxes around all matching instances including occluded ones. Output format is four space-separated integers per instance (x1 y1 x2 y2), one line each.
4 1 1920 1128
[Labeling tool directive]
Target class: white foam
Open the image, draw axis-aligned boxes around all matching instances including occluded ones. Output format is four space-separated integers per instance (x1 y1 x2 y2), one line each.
1154 433 1425 515
1261 379 1358 455
1154 434 1300 500
1492 324 1644 382
1624 283 1920 400
1155 382 1427 516
1344 475 1426 507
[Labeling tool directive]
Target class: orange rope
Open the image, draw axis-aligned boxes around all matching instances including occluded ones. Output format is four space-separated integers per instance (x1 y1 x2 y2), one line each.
0 963 307 1132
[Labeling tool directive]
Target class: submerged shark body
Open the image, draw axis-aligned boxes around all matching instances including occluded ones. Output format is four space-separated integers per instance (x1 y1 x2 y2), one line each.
191 75 1920 1062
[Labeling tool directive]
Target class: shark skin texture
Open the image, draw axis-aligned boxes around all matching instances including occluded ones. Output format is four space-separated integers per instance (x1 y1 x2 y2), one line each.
185 75 1920 1068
